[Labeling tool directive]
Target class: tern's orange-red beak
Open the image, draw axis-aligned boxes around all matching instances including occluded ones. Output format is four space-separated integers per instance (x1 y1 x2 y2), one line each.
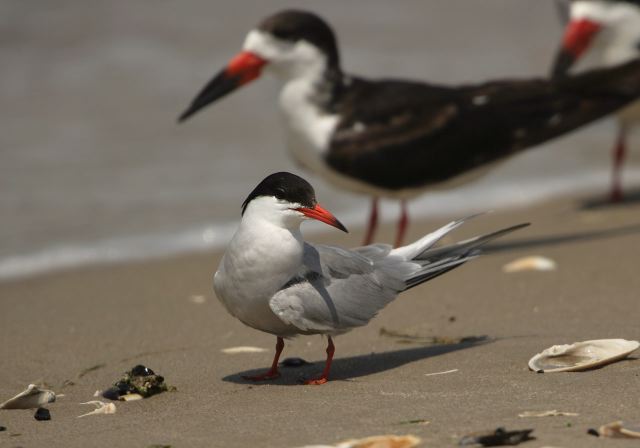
551 18 601 78
178 51 267 122
296 204 348 233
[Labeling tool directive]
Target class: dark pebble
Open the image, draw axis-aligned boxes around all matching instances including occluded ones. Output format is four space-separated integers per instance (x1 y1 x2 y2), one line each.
0 425 6 432
34 408 50 421
587 428 600 437
131 365 155 376
102 387 122 401
116 381 136 394
459 427 534 446
280 357 310 368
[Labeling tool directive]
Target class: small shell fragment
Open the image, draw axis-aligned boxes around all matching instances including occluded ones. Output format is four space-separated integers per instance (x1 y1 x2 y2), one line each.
528 339 639 373
518 410 579 418
77 401 116 418
221 346 267 354
424 369 458 377
119 393 143 402
338 435 421 448
0 384 56 410
591 421 640 438
298 435 421 448
189 294 207 304
503 256 556 273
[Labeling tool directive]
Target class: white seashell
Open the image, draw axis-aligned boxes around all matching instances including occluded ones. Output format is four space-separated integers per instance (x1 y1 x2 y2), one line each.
528 339 639 373
298 446 335 448
519 410 579 417
503 256 556 273
424 369 458 377
77 401 116 418
0 384 56 409
596 421 640 438
297 435 421 448
189 294 207 304
337 435 421 448
221 346 267 354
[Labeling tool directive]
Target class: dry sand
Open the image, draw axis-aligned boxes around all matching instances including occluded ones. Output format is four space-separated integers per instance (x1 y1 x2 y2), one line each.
1 193 640 447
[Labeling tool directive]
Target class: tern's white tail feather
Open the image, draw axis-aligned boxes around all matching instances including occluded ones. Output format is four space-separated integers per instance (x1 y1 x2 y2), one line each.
404 222 529 290
390 213 486 260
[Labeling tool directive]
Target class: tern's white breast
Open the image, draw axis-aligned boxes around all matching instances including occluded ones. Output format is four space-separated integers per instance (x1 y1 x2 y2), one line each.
213 215 305 336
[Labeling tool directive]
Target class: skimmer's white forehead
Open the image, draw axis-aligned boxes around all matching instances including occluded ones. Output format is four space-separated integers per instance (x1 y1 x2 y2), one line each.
242 29 327 79
572 0 640 23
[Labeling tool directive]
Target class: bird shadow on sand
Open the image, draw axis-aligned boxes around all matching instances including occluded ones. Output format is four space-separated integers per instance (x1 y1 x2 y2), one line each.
485 221 640 253
222 336 490 385
579 187 640 210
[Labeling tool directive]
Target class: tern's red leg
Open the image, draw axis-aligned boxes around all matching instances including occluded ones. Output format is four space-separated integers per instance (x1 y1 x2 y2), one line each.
610 125 627 203
363 198 379 245
304 336 335 385
394 200 409 248
243 337 284 381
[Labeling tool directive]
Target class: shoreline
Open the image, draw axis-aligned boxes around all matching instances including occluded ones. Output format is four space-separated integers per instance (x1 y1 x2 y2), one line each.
3 167 640 283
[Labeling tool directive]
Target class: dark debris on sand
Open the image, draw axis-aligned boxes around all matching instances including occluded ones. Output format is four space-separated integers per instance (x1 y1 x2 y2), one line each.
33 408 51 421
459 427 535 446
102 365 174 400
280 357 311 368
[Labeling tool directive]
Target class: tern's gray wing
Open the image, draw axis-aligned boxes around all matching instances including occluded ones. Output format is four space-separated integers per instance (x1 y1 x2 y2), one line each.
269 219 529 335
269 243 410 334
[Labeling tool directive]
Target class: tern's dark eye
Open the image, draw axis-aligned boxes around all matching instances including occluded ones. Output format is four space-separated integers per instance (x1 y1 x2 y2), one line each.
271 27 297 41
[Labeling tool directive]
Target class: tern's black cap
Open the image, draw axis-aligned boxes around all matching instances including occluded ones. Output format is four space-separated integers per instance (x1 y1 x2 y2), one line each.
241 172 317 215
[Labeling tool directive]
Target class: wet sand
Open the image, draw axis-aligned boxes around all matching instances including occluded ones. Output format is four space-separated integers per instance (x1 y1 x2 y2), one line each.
2 193 640 447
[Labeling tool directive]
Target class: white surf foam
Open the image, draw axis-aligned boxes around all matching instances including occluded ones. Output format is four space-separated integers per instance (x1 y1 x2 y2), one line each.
2 168 638 282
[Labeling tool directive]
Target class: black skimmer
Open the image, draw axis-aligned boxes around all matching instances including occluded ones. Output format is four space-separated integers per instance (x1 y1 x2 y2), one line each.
551 0 640 201
179 9 640 245
213 171 528 384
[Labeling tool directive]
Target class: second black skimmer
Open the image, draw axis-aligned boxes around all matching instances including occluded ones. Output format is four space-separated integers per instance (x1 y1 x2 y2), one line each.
213 171 528 384
179 9 640 245
552 0 640 202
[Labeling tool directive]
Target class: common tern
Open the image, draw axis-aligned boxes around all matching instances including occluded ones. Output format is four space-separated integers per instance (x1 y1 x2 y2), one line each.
213 171 528 384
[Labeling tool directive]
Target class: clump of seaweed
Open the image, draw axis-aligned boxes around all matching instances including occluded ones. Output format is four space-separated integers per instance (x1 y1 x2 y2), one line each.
102 365 174 400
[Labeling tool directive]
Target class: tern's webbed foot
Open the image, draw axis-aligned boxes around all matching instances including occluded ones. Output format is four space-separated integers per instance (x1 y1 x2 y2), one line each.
303 376 328 385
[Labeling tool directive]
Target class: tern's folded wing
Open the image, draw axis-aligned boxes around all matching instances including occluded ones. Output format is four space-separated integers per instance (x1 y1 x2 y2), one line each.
268 244 408 334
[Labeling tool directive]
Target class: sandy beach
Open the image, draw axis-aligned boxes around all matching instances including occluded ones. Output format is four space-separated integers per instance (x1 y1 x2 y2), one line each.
3 0 640 446
1 192 640 447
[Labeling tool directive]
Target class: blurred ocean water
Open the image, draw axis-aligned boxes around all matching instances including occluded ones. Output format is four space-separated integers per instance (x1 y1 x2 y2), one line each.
1 0 638 279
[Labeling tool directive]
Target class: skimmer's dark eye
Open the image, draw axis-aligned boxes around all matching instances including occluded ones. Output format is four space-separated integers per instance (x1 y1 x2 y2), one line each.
271 27 297 41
